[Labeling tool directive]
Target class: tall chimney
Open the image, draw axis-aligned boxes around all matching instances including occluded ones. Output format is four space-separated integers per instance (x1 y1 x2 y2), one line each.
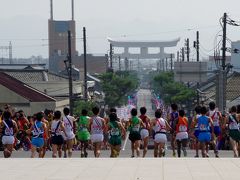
71 0 74 20
50 0 53 20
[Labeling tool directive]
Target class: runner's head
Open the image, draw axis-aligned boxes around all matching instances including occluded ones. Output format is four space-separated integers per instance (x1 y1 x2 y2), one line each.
63 107 70 116
36 112 44 121
110 107 117 113
54 111 61 120
92 106 100 115
209 101 216 111
195 105 201 115
155 109 162 118
231 106 237 113
81 109 88 116
140 107 147 115
3 111 11 120
179 109 185 117
200 106 207 115
171 103 178 111
109 112 118 122
131 108 137 117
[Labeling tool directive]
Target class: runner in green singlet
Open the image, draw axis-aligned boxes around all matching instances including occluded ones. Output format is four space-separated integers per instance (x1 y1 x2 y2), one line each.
77 109 90 157
128 108 145 158
107 112 126 158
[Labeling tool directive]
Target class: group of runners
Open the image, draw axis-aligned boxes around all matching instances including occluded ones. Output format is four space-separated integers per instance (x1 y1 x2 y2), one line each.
0 101 240 158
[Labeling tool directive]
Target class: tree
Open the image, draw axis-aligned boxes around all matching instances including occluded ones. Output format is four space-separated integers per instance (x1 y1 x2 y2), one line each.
152 72 196 104
100 71 139 107
74 101 97 117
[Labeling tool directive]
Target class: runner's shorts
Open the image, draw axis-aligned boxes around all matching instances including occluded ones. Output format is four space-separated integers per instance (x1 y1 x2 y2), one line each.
213 126 221 137
32 137 44 148
198 132 211 143
109 135 121 146
176 132 188 141
229 130 240 141
129 131 141 142
154 133 167 144
51 135 64 145
62 131 75 141
91 134 104 143
2 136 14 145
140 129 149 140
194 129 200 138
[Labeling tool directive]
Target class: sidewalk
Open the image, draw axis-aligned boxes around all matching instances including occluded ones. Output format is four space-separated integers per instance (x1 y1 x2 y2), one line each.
0 158 239 180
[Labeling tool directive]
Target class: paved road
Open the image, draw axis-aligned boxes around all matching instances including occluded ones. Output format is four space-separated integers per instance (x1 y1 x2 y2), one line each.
137 89 155 118
0 149 236 158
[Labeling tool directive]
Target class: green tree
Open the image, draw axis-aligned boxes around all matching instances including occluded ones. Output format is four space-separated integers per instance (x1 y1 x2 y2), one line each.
152 72 196 104
74 101 97 117
100 71 139 107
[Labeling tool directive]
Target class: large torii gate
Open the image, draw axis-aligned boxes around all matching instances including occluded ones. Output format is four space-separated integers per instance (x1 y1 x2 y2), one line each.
108 38 180 70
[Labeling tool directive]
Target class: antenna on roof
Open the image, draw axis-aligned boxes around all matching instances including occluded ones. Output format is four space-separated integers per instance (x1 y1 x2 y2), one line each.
50 0 53 20
71 0 74 20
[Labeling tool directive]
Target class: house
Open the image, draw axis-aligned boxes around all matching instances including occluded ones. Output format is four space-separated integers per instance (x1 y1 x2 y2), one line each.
0 72 56 115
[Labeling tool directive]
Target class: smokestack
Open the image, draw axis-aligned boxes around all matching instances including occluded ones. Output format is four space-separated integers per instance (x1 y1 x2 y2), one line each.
71 0 74 20
50 0 53 20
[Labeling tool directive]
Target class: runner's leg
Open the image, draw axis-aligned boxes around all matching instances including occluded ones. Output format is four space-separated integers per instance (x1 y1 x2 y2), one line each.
142 136 148 158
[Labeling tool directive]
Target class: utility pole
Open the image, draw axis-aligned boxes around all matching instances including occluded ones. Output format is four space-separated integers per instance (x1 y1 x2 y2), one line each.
165 58 168 71
196 31 199 62
196 31 200 105
67 30 74 115
217 13 227 112
110 44 113 69
222 13 227 71
186 38 190 62
181 48 185 61
83 27 88 102
177 51 179 62
170 54 173 71
118 56 121 71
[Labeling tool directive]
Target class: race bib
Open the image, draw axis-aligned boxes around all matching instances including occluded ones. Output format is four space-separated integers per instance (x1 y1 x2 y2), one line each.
229 122 239 130
199 124 207 131
111 128 120 136
179 125 187 132
213 119 219 126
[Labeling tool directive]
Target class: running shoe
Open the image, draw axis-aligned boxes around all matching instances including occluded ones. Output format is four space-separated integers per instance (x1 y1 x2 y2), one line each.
173 152 176 157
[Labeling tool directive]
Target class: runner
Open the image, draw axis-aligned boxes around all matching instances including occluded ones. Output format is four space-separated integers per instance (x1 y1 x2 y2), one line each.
128 108 144 158
139 107 151 157
168 103 179 157
175 109 188 157
237 104 240 156
191 105 201 157
89 106 105 158
62 107 76 158
193 106 213 158
227 106 240 157
0 111 18 158
41 112 50 158
77 109 90 158
107 112 126 158
28 112 47 158
51 111 66 158
207 101 222 157
151 109 171 157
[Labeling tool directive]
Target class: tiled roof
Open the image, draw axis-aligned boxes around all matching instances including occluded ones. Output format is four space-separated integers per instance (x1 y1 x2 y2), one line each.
0 72 55 102
2 70 68 82
201 72 240 104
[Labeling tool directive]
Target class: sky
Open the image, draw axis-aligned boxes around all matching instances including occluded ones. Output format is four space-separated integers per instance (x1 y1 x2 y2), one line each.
1 0 240 59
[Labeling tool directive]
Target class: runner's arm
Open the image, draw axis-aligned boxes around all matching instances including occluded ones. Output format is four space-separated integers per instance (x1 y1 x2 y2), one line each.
60 121 68 138
43 123 48 139
13 120 18 137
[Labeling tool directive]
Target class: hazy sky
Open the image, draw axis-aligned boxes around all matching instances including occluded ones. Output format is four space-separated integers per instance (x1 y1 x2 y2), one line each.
1 0 240 58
